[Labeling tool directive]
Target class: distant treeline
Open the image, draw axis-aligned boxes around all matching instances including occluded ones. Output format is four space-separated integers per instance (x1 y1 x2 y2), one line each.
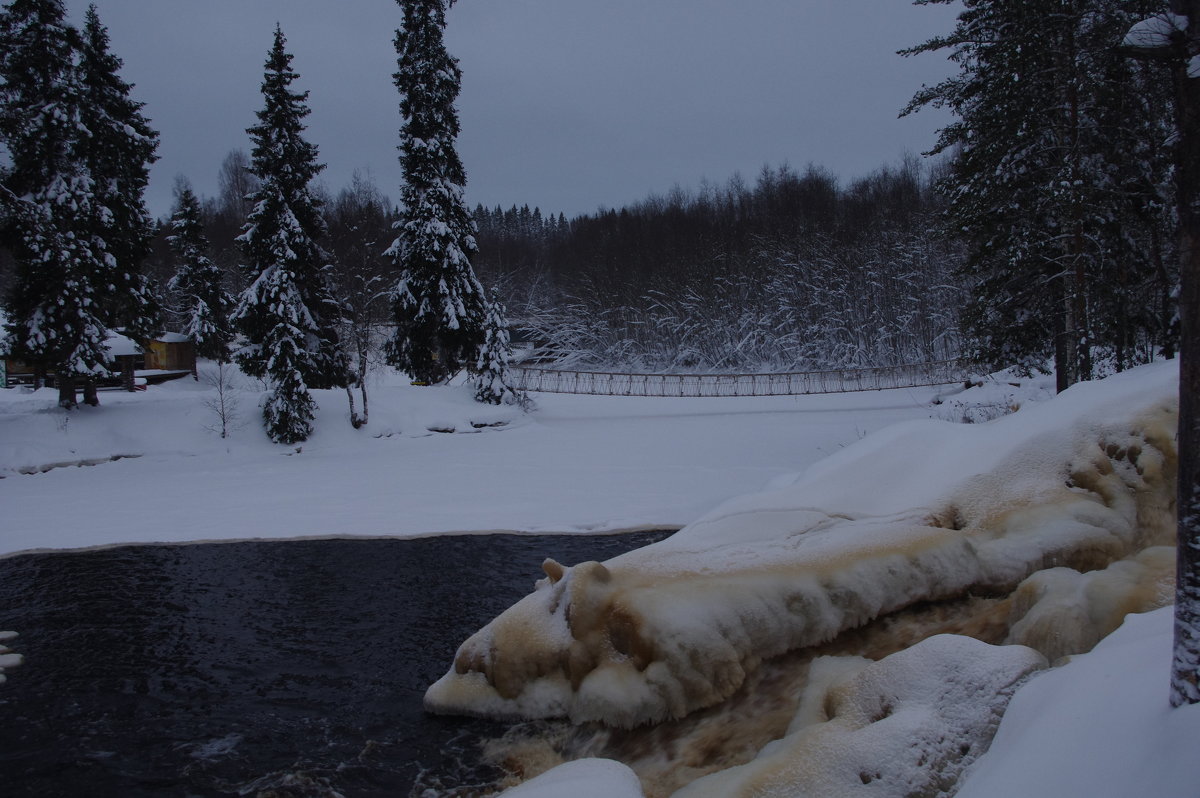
472 159 965 372
125 154 963 374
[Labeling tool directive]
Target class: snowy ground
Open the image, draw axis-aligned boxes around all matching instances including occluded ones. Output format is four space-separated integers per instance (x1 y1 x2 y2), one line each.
957 606 1200 798
0 361 974 556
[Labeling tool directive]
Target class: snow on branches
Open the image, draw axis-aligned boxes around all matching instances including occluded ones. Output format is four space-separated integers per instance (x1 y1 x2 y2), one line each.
386 0 491 387
233 26 346 444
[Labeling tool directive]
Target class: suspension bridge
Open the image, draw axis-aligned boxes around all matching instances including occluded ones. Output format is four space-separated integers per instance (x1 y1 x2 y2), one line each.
510 360 974 397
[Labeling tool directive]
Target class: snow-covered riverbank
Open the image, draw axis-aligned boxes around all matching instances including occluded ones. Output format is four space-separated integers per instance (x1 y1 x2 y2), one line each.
0 361 967 556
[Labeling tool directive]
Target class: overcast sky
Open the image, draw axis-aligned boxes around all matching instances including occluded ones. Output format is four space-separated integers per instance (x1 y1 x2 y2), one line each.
61 0 962 220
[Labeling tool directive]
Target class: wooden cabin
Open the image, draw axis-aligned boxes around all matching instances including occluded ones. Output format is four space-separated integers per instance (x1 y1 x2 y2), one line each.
143 333 196 375
1 354 34 388
1 331 196 389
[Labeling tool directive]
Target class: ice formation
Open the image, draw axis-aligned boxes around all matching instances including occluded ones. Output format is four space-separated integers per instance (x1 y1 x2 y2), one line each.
1003 545 1175 662
0 631 21 684
497 608 1199 798
425 364 1177 728
671 635 1046 798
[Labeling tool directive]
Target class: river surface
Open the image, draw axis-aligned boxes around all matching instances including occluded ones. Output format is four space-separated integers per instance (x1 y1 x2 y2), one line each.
0 532 673 797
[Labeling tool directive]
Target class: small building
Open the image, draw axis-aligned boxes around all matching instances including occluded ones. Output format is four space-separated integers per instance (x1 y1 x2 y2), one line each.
144 333 196 375
1 330 196 389
1 353 35 388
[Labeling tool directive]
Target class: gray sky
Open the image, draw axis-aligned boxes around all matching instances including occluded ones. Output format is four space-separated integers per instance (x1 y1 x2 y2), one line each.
62 0 962 220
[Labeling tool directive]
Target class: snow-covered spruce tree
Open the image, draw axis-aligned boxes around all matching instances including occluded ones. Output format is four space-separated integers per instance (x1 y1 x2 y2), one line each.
77 4 160 346
0 0 115 407
473 291 525 405
903 0 1174 391
233 26 347 444
167 179 233 362
387 0 488 386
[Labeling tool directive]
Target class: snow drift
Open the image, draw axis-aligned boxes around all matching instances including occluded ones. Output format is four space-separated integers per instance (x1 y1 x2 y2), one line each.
500 758 646 798
424 363 1177 729
955 607 1200 798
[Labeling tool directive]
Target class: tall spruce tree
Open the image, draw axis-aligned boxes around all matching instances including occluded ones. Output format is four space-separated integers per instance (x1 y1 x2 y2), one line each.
0 0 117 407
167 179 232 361
903 0 1174 390
387 0 488 385
78 4 160 345
233 26 346 444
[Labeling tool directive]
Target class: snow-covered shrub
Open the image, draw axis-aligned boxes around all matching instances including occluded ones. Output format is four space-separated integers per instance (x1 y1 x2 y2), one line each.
932 369 1056 424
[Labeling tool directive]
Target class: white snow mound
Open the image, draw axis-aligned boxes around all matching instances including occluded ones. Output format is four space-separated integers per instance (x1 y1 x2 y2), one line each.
956 607 1200 798
425 363 1178 727
498 758 646 798
1123 13 1188 50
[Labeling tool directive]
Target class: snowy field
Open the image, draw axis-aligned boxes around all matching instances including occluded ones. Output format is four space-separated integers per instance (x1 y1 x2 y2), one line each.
1 359 1196 797
0 361 979 556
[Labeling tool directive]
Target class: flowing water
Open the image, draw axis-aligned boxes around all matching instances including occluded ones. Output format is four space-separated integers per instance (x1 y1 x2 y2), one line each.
0 532 674 798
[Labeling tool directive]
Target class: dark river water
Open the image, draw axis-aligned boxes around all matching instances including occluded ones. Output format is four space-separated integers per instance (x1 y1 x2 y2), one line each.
0 531 674 797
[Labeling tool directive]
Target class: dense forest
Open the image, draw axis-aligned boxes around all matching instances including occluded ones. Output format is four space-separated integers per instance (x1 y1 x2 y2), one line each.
131 156 965 374
473 159 963 371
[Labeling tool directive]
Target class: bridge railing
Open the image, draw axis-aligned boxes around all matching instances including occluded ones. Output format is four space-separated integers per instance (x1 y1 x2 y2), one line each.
511 360 973 397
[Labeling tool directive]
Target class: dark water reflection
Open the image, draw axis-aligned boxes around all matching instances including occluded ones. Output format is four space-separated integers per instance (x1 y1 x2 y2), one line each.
0 532 673 797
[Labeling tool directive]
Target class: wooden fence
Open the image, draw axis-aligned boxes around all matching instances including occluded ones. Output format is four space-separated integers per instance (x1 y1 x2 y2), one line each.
511 360 973 397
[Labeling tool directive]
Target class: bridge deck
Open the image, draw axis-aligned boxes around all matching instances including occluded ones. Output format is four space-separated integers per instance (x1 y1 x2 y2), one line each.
512 361 972 397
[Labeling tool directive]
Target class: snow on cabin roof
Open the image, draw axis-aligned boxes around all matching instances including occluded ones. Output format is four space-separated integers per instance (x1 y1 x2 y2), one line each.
156 332 191 344
104 332 142 358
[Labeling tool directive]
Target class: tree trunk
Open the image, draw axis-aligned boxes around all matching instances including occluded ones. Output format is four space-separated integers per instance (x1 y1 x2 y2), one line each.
1176 223 1200 707
344 384 364 429
1073 242 1091 382
1150 222 1175 360
1054 277 1072 393
1170 0 1200 708
1066 33 1091 384
83 379 99 406
56 373 76 409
